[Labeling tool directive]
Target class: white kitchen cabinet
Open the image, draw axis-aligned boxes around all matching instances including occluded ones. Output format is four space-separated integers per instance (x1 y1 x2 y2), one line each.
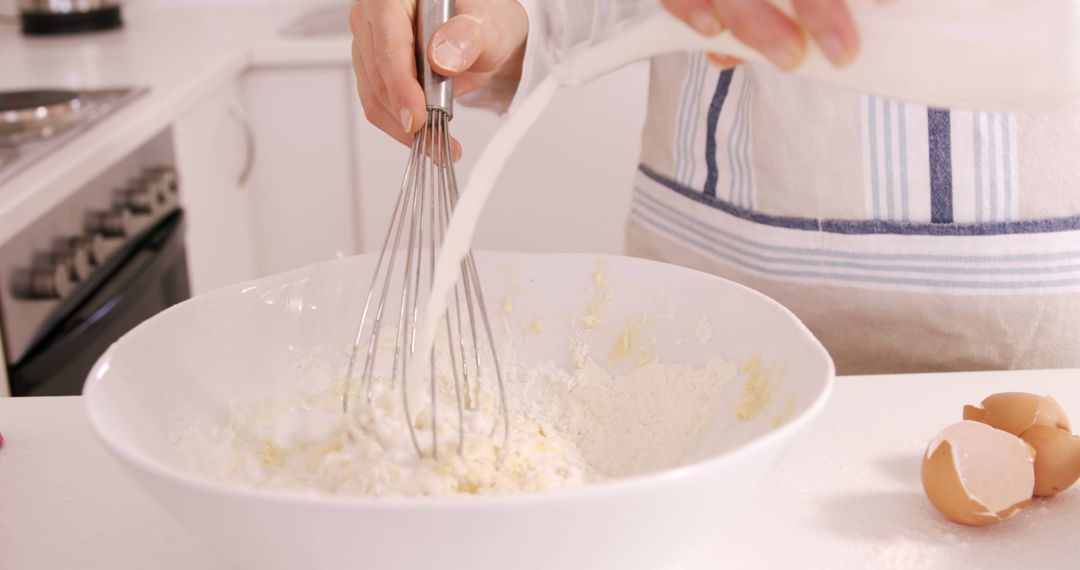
172 80 260 295
174 67 361 294
240 66 359 277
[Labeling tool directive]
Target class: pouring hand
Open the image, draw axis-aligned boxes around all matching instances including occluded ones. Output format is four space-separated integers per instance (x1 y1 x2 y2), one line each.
660 0 859 70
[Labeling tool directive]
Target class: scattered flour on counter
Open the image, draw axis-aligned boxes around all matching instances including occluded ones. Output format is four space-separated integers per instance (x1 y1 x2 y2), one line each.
170 336 735 498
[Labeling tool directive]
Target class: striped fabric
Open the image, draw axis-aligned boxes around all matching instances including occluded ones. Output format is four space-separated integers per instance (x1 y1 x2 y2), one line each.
724 71 756 209
672 53 709 188
953 110 1020 223
633 176 1080 293
629 56 1080 373
863 96 917 222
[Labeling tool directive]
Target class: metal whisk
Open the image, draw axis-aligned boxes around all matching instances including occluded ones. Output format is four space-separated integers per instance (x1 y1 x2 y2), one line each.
342 0 508 461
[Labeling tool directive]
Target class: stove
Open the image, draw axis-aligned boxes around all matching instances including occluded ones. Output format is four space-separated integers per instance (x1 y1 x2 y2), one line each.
0 87 191 396
0 87 148 186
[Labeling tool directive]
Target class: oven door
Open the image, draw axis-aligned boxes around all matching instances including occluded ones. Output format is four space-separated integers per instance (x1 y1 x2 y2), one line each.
8 211 191 396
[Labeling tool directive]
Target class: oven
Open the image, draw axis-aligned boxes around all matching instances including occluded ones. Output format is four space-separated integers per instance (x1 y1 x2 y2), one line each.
5 207 190 396
0 89 192 396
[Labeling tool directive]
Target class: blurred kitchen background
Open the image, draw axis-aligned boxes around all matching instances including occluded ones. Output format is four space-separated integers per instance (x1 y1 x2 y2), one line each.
0 0 647 397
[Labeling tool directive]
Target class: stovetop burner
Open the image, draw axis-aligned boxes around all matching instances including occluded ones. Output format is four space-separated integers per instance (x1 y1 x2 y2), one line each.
0 87 147 186
0 90 84 140
0 90 80 113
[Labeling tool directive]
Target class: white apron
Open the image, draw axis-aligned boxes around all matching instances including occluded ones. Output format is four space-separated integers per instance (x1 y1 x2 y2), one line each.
493 2 1080 374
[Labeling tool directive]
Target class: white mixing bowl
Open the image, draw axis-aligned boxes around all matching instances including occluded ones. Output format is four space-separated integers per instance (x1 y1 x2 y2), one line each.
84 253 833 570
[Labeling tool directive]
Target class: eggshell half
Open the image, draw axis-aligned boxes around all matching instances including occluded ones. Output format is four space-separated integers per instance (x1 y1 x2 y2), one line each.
1019 424 1080 497
922 421 1035 526
963 392 1071 436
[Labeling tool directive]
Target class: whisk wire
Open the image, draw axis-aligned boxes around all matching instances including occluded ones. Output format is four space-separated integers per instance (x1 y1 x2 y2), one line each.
343 132 423 416
399 113 433 459
343 104 507 462
425 112 440 459
443 150 510 448
433 111 468 454
444 161 483 410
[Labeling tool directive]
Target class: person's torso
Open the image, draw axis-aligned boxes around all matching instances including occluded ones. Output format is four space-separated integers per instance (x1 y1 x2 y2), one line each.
630 54 1080 374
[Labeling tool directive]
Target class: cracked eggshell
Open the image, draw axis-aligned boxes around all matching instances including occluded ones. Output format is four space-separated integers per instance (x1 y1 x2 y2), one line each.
922 421 1035 527
963 392 1071 436
1019 424 1080 497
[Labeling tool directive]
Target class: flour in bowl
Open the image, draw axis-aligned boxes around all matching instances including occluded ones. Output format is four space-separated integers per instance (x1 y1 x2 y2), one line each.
171 334 735 498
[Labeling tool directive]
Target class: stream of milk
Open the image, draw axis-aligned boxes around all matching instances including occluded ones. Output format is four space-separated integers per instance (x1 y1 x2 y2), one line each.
411 76 559 372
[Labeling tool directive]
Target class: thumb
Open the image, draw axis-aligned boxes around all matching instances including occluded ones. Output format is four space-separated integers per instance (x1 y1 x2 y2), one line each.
428 4 525 77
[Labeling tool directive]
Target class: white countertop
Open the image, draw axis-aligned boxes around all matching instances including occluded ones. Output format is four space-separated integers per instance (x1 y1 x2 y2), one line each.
0 2 353 245
2 369 1078 570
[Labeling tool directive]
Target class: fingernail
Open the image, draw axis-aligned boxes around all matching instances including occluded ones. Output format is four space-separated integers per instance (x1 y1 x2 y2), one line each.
766 45 803 70
707 53 742 69
432 40 465 73
819 33 853 67
399 108 412 132
689 11 723 36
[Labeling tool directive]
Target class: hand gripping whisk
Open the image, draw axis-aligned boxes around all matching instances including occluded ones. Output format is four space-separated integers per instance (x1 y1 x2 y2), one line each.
342 0 508 461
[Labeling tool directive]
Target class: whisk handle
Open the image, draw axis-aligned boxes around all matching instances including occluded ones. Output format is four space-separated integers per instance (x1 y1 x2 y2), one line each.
417 0 455 117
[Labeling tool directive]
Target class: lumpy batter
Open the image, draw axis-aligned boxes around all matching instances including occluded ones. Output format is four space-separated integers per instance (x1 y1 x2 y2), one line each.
171 334 735 498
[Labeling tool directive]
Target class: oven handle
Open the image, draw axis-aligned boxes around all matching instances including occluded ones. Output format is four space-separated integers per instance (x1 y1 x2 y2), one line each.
74 212 188 334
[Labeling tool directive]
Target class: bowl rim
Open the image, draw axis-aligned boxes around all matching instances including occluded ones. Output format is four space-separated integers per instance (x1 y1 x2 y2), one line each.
83 252 836 509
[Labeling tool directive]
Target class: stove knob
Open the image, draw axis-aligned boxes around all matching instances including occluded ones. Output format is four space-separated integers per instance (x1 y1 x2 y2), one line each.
122 184 156 214
143 179 168 209
87 208 132 238
29 265 74 300
159 168 179 194
144 166 179 194
53 241 92 282
72 234 107 266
